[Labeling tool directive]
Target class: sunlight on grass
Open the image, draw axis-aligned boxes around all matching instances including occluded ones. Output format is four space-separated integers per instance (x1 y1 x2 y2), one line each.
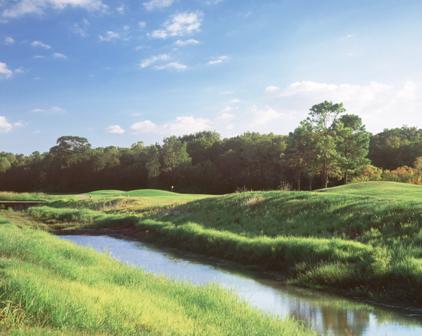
0 219 313 336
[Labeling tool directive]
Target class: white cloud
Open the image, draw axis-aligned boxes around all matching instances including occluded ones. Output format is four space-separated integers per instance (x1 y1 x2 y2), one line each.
166 116 210 134
175 38 200 46
0 116 13 132
0 62 13 78
131 116 211 135
265 85 281 94
249 105 283 126
138 21 147 29
31 106 66 115
269 80 422 132
106 124 125 134
99 31 120 42
1 0 106 18
13 121 24 128
143 0 174 11
72 18 90 37
139 54 170 68
52 52 67 59
116 4 125 14
154 62 187 71
4 36 15 45
131 120 157 133
205 0 224 4
129 105 287 138
212 103 288 136
151 11 202 39
139 54 187 71
31 40 51 49
0 116 22 133
208 55 230 65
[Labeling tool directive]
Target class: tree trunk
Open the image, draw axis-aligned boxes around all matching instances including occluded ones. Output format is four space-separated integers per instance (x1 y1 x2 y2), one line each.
296 173 301 190
321 169 329 189
322 157 329 188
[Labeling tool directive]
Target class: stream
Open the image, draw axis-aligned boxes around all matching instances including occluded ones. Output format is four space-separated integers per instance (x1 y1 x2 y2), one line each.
61 235 422 336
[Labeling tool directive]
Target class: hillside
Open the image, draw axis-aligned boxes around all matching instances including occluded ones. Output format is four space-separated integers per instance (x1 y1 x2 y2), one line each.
145 182 421 255
319 181 422 200
4 182 422 306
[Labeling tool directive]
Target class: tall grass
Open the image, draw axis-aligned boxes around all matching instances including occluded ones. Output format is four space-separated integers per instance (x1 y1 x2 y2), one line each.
25 204 422 305
0 218 313 335
9 181 422 306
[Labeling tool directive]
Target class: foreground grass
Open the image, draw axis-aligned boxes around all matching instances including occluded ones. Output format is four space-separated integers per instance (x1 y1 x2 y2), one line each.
0 216 312 336
4 182 422 306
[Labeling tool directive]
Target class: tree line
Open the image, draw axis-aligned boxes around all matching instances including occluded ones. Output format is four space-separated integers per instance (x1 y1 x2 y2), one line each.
1 101 421 193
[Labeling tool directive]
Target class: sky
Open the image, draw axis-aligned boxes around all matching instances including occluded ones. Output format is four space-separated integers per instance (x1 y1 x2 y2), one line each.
1 0 422 154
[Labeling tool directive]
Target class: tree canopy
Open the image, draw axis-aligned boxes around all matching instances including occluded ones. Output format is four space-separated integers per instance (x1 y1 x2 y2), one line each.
0 102 420 193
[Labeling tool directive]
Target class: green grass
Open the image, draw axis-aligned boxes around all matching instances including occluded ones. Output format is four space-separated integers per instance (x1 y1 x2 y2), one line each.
0 216 313 336
320 181 422 200
89 188 209 199
0 192 49 202
4 182 422 307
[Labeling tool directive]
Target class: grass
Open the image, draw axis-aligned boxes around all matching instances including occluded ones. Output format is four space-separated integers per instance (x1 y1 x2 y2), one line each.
2 182 422 307
0 216 313 335
320 181 422 200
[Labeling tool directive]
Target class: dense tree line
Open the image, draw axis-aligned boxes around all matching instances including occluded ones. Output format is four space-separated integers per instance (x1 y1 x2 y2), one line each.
0 101 421 193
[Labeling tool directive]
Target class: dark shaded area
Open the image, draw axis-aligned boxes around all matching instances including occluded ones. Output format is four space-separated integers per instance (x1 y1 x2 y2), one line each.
0 123 420 194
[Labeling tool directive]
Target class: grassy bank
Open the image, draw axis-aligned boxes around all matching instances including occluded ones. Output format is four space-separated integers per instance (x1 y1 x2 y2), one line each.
3 182 422 307
0 216 312 335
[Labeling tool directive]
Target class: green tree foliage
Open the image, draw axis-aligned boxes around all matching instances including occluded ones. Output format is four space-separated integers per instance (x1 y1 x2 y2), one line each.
0 103 419 193
369 127 422 169
0 154 12 174
307 101 345 188
286 102 370 188
145 145 161 180
334 114 370 183
160 136 192 188
161 136 191 173
284 122 316 190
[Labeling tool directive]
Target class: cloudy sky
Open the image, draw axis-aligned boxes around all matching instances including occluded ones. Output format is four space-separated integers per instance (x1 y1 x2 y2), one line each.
1 0 422 153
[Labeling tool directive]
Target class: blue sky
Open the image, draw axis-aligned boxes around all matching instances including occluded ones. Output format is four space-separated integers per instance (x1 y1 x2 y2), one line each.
1 0 422 153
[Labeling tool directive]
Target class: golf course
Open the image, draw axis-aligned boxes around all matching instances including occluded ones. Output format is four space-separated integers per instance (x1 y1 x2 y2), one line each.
1 181 422 335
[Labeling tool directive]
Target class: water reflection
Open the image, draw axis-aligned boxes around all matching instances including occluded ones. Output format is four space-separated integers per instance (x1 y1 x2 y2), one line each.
61 235 422 336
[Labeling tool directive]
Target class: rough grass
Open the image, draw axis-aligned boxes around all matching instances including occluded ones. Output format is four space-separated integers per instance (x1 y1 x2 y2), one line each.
5 182 422 306
151 183 422 255
0 217 313 336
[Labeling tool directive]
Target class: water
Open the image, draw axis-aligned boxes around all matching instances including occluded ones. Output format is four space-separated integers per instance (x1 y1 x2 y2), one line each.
61 235 422 336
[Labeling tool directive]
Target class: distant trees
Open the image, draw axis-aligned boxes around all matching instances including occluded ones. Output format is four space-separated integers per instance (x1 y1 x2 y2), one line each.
0 155 11 174
369 127 422 169
285 122 316 190
0 102 420 193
